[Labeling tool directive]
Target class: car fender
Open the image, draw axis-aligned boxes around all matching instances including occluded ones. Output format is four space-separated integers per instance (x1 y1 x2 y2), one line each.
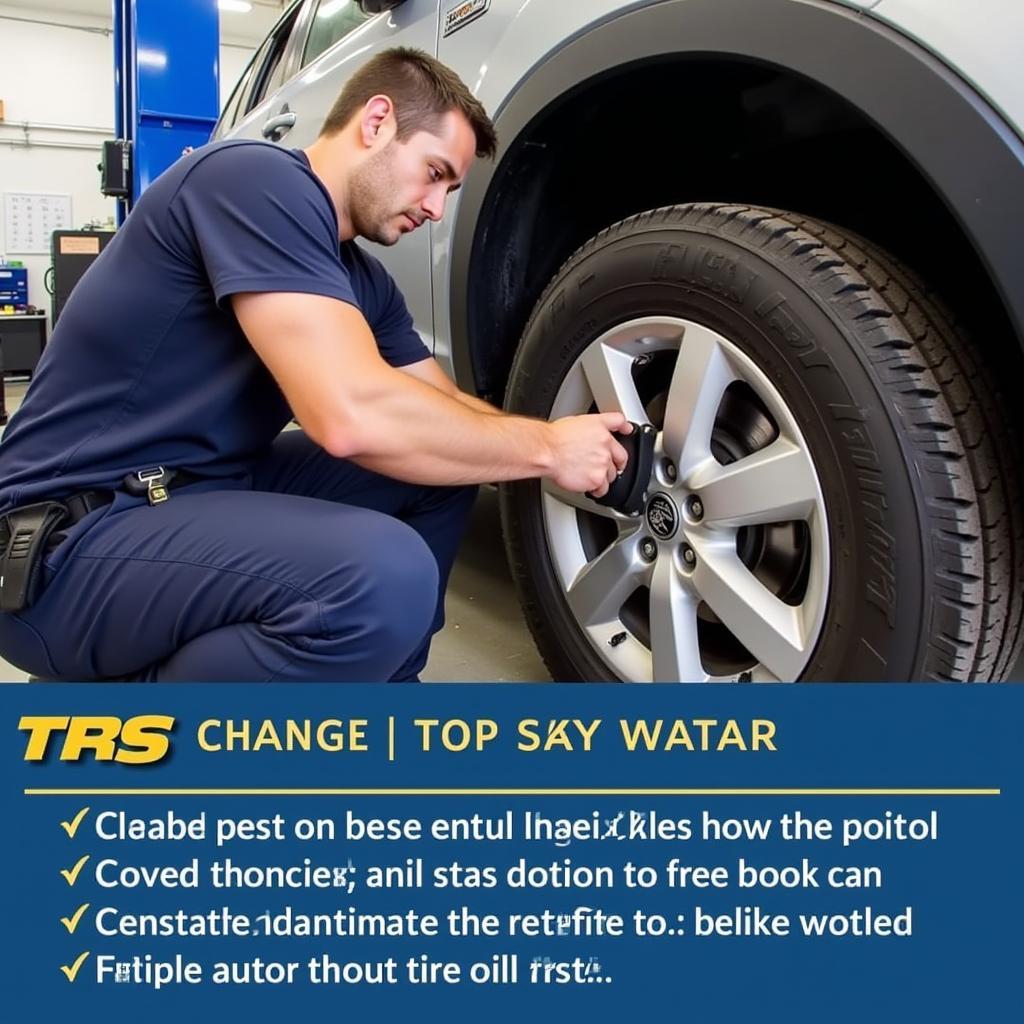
434 0 1024 390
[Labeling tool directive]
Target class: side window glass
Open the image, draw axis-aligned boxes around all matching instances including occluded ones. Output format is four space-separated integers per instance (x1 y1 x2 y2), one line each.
220 60 257 131
255 41 289 105
302 0 373 68
245 6 302 113
238 33 278 115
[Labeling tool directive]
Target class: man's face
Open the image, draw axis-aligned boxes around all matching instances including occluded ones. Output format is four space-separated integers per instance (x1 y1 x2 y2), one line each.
348 109 477 246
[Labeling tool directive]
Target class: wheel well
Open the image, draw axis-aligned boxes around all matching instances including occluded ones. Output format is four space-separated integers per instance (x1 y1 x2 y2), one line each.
466 56 1023 403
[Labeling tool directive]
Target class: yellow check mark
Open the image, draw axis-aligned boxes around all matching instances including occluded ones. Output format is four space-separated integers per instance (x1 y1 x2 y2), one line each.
60 806 91 838
60 951 90 982
60 854 90 886
60 902 90 934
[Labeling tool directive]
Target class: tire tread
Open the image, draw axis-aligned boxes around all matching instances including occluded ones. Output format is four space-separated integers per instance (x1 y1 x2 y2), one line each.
506 202 1023 681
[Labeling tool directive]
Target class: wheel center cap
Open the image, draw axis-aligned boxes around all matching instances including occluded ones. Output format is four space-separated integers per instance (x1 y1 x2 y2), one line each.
646 493 679 540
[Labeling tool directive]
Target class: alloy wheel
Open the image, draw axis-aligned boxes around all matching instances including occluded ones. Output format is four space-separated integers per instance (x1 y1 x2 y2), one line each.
542 316 830 682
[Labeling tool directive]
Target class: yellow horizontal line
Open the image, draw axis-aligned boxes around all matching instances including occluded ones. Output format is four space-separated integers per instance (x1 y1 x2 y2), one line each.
24 788 1000 797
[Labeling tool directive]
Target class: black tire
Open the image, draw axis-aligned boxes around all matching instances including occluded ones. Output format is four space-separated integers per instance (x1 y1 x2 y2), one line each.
500 203 1024 682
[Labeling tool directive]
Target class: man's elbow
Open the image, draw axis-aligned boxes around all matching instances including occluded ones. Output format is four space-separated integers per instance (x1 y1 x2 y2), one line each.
319 430 361 460
302 412 375 460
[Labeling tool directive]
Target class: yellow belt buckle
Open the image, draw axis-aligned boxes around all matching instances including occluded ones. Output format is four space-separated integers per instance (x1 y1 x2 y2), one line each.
147 482 169 506
137 467 169 506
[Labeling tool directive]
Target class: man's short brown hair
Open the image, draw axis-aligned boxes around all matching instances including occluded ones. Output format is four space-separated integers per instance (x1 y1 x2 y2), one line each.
320 47 497 159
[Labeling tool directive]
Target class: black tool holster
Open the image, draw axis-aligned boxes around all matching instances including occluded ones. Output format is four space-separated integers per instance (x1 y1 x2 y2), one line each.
0 501 70 613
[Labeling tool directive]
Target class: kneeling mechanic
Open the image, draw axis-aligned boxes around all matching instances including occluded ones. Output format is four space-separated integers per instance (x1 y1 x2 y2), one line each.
0 48 629 682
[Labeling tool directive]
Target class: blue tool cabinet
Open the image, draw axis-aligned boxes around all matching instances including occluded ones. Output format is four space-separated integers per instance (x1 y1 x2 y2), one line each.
0 267 29 307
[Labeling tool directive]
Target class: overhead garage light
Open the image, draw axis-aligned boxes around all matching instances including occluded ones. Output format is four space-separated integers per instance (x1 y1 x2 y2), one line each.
219 0 253 12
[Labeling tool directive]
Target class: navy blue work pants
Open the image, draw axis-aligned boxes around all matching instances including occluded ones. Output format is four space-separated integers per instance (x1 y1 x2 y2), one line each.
0 432 476 681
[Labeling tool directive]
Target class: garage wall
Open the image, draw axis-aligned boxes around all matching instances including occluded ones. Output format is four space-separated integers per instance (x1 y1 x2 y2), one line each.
0 4 255 329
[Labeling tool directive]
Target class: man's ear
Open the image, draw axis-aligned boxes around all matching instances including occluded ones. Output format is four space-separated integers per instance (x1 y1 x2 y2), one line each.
359 94 396 148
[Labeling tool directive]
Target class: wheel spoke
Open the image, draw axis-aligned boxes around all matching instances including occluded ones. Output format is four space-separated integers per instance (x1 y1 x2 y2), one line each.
580 341 649 423
662 324 738 473
649 558 708 682
693 544 808 681
566 535 645 627
691 438 819 528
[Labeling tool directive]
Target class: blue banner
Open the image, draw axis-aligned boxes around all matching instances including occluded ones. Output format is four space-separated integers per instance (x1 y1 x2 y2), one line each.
1 684 1019 1021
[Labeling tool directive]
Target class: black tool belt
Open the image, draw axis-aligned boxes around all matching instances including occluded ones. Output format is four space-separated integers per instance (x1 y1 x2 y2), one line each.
0 492 111 613
0 466 199 613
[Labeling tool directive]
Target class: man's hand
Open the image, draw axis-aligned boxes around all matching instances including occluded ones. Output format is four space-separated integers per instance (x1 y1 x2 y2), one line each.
546 413 632 497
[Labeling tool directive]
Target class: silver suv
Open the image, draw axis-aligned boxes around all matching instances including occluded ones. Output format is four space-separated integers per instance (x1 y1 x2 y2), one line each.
216 0 1024 683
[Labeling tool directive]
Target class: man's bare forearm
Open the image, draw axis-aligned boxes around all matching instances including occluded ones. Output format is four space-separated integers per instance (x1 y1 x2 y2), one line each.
343 366 628 496
454 391 505 415
233 292 624 493
339 367 554 484
452 390 502 416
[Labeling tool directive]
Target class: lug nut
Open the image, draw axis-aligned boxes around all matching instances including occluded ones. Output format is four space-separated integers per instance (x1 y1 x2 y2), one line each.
640 538 658 562
665 462 677 482
681 544 697 568
687 496 704 521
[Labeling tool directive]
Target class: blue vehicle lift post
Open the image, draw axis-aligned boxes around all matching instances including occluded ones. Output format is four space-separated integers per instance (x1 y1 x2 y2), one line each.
110 0 221 221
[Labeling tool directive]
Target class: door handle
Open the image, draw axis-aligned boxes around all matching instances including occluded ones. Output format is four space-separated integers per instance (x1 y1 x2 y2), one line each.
261 112 296 140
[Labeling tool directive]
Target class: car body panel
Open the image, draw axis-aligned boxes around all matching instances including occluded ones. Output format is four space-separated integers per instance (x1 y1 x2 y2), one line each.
431 0 1024 385
871 0 1024 134
433 0 666 374
220 0 1024 378
428 0 902 376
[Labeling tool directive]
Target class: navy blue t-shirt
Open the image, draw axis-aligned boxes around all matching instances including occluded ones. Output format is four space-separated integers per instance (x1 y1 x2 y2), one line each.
0 140 428 512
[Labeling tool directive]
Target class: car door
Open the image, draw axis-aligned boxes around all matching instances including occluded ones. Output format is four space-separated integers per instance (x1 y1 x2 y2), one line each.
215 1 307 142
222 0 443 355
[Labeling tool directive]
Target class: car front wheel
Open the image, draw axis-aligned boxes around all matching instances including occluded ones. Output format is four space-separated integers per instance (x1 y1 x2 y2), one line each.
500 203 1024 682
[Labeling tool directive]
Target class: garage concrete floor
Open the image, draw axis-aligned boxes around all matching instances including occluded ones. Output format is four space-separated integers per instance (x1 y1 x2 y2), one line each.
0 379 1019 683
